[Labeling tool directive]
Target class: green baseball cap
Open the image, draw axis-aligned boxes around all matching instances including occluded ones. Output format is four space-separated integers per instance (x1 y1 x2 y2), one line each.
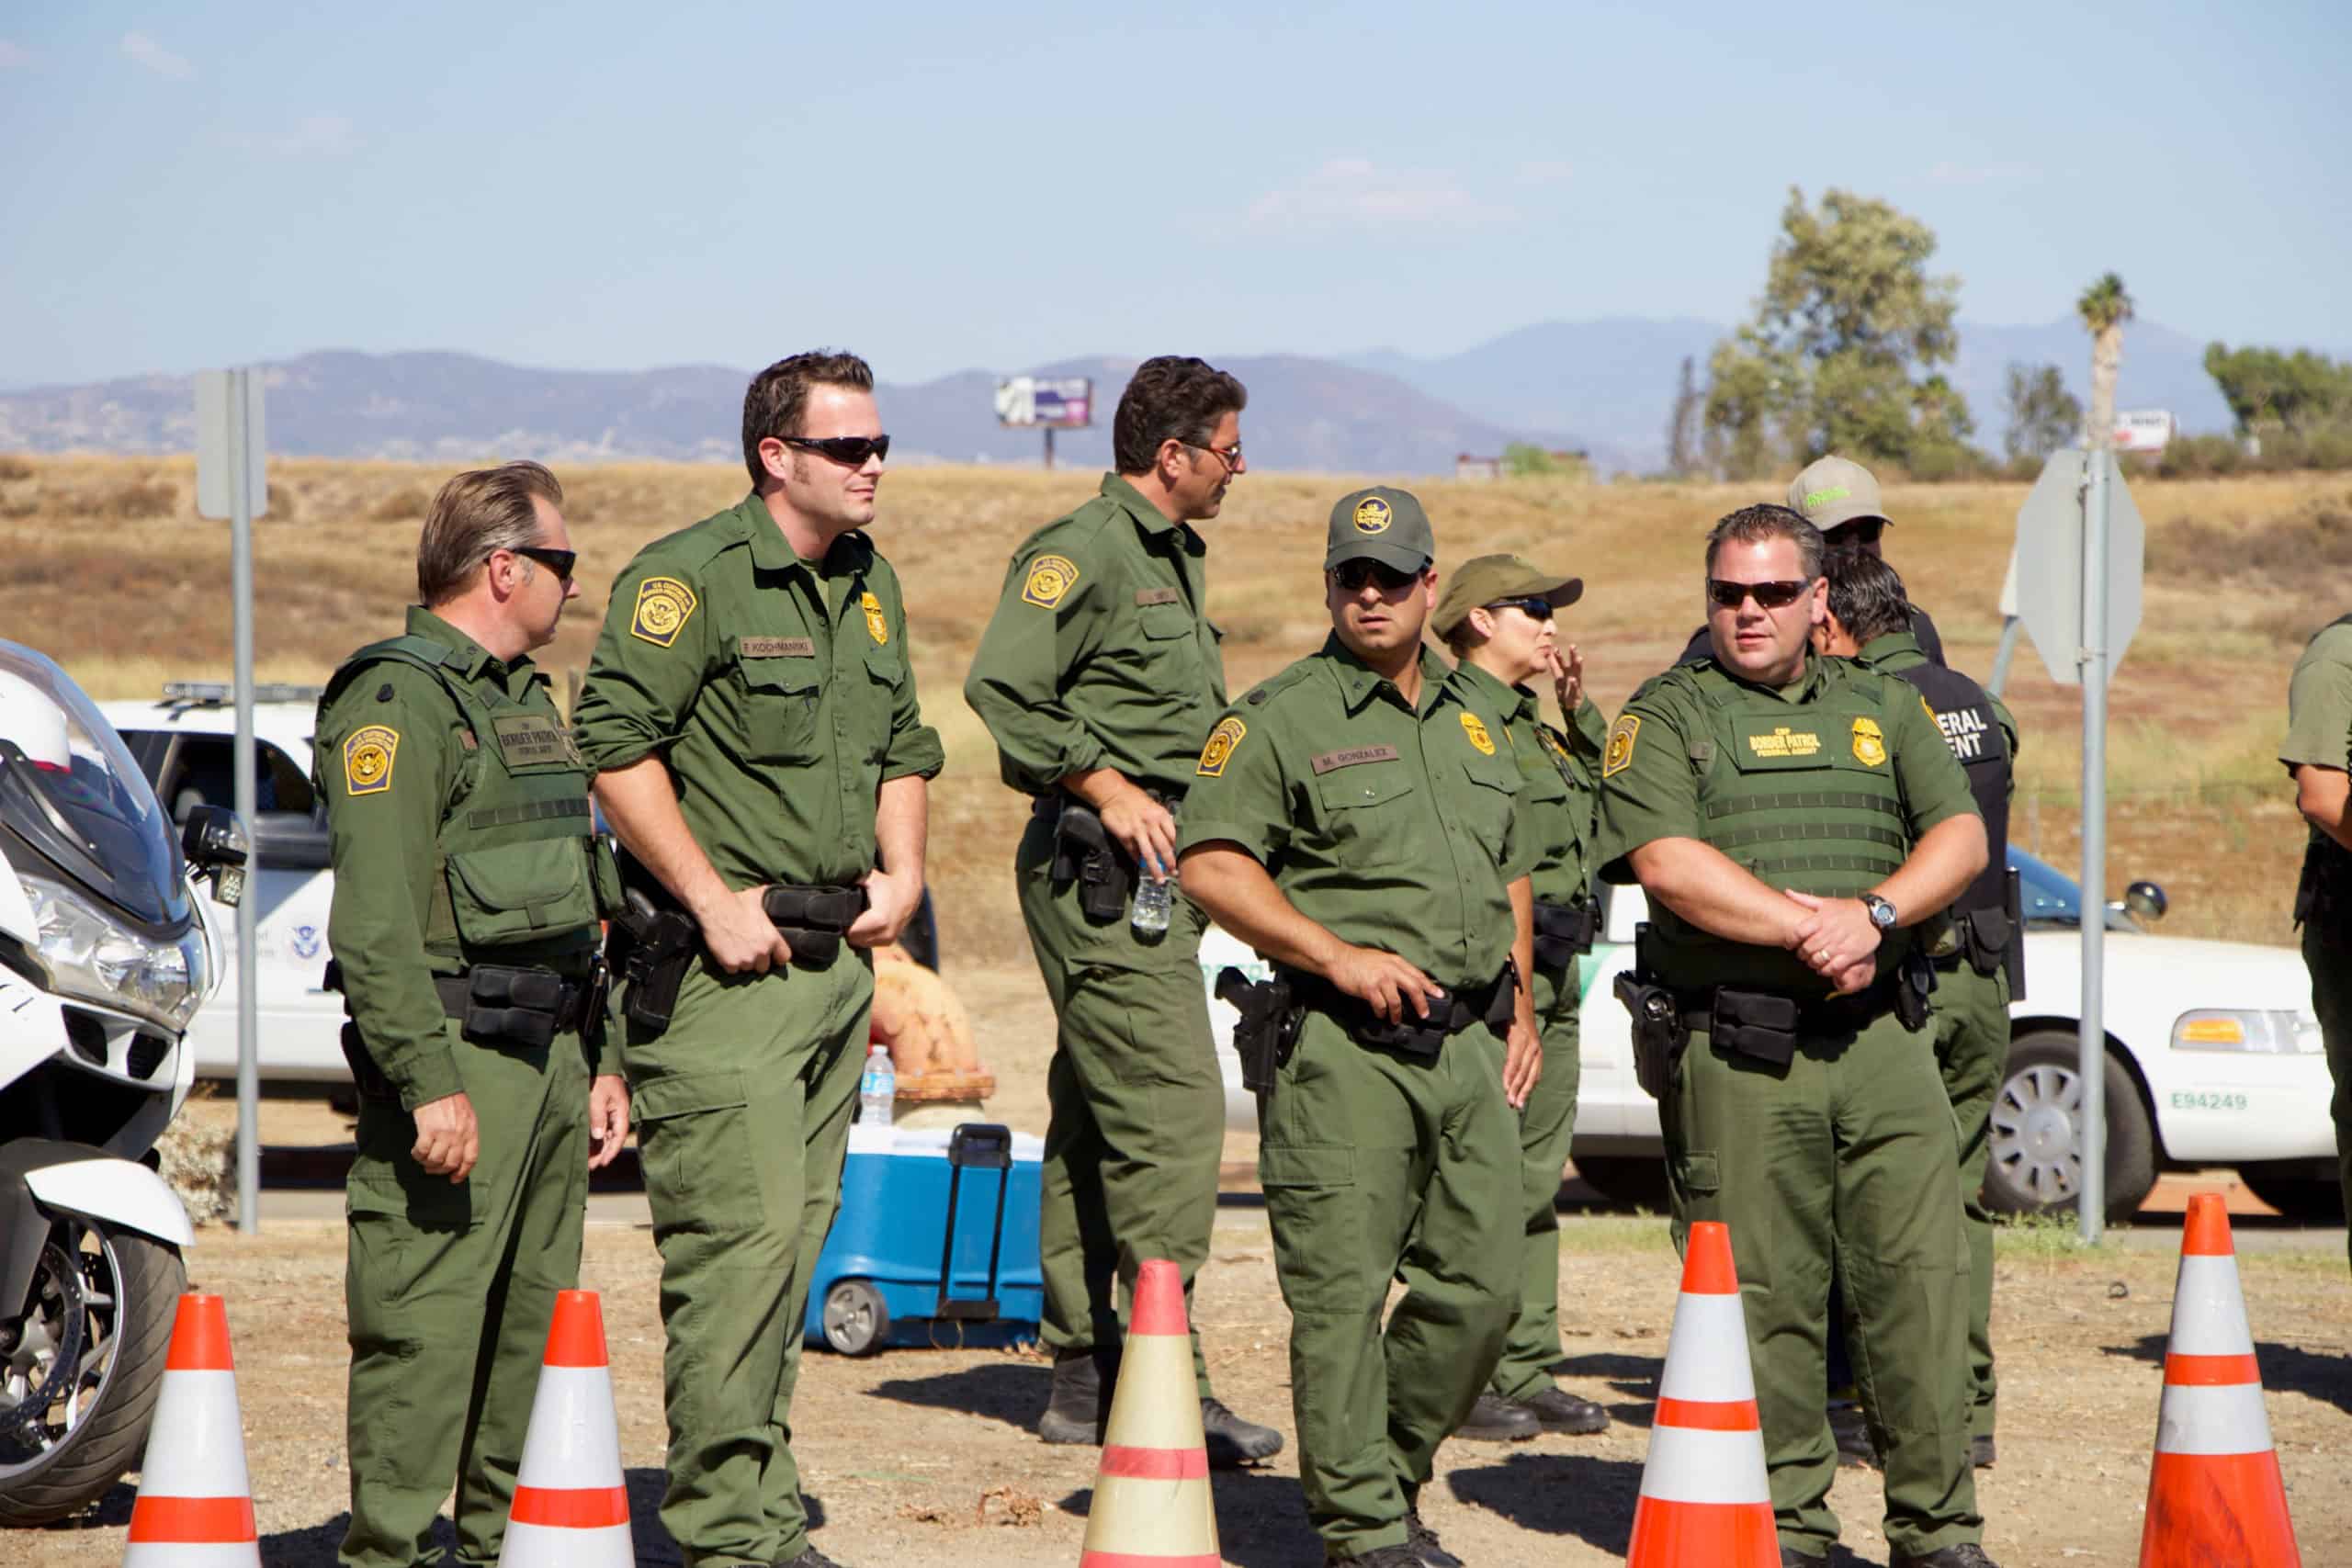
1325 486 1434 573
1430 554 1584 637
1787 455 1892 533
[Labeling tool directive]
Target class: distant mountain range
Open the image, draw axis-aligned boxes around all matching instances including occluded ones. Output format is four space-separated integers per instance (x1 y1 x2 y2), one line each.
0 317 2269 474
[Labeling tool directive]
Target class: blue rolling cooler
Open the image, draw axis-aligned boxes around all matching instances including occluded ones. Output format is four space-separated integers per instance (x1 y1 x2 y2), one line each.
805 1121 1046 1354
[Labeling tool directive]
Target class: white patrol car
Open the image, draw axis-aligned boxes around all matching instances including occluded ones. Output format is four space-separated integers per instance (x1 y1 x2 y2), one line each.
1203 848 2341 1221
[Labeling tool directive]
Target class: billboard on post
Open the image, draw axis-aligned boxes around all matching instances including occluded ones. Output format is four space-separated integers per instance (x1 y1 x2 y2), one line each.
995 377 1092 429
2111 410 2175 453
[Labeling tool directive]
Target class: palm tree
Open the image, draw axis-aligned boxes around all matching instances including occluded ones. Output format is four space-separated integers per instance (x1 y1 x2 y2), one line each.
2078 272 2134 449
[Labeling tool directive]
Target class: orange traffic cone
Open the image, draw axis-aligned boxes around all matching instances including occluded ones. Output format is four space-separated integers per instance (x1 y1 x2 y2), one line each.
496 1290 632 1567
1625 1221 1778 1568
122 1293 261 1566
2138 1193 2301 1567
1076 1258 1218 1567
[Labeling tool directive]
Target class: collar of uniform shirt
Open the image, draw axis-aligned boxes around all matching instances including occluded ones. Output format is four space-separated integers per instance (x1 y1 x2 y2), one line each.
1449 657 1540 727
407 604 523 683
1715 646 1832 703
1858 629 1924 669
1322 634 1453 716
729 491 871 583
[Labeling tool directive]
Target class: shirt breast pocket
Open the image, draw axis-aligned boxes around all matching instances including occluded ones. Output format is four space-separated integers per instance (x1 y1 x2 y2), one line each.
1137 601 1203 676
733 651 821 763
1457 757 1520 862
1313 765 1420 865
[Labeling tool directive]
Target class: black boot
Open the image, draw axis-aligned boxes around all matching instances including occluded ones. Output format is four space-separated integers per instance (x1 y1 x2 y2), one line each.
773 1547 848 1568
1514 1385 1611 1434
1037 1346 1117 1445
1404 1503 1464 1568
1453 1391 1540 1442
1971 1432 1997 1468
1199 1395 1283 1465
1323 1548 1425 1567
1779 1549 1827 1568
1891 1545 2001 1568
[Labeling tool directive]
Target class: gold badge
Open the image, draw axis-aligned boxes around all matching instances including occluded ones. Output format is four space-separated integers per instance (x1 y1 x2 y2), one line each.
1852 716 1888 768
1460 711 1496 755
1351 496 1392 535
630 575 697 648
1023 553 1080 609
861 590 888 645
343 725 399 795
1196 716 1247 778
1602 714 1640 779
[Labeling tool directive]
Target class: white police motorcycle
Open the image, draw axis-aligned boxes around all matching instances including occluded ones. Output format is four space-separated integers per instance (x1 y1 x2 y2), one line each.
0 641 245 1525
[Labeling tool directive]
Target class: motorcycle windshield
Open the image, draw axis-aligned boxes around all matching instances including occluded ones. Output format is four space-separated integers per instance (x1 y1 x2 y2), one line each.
0 641 189 928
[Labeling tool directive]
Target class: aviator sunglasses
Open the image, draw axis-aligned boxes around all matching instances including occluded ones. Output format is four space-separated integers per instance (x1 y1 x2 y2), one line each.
782 434 892 466
1707 578 1811 610
1330 558 1422 592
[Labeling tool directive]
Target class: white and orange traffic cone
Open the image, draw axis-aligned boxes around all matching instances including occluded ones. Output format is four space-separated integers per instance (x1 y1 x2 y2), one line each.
122 1293 261 1566
1625 1220 1778 1568
496 1290 632 1568
2138 1192 2301 1567
1076 1258 1218 1567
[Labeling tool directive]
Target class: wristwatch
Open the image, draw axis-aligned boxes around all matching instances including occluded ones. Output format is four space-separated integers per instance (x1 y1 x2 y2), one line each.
1860 892 1898 932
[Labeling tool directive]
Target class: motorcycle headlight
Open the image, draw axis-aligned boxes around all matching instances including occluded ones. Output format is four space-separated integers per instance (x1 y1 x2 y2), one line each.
18 874 207 1032
2172 1009 2323 1055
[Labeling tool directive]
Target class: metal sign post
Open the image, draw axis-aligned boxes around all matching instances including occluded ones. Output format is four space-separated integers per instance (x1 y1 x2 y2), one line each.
2008 447 2143 1244
196 368 267 1234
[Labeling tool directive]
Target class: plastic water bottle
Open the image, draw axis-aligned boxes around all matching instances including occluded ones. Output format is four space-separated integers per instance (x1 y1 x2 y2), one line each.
1131 863 1176 935
859 1044 896 1129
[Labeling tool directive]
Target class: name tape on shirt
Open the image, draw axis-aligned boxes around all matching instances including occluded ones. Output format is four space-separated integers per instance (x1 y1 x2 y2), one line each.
492 714 575 768
1023 554 1080 609
1747 726 1823 760
1310 744 1400 774
1459 710 1497 755
1196 716 1247 777
631 576 698 648
740 636 816 659
862 590 889 645
344 725 399 795
1602 714 1640 778
1135 587 1182 606
1851 716 1888 767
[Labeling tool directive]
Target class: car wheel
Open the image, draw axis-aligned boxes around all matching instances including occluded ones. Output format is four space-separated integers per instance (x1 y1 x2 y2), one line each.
2237 1164 2346 1222
1984 1030 2156 1222
1569 1155 1671 1211
820 1279 890 1357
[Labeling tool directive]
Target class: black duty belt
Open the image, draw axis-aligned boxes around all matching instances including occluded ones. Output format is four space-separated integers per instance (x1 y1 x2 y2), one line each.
1284 961 1518 1060
1532 897 1600 968
1668 978 1898 1038
431 964 600 1036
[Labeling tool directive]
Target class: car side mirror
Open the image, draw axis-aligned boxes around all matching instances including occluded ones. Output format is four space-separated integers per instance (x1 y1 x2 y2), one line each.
2122 880 2167 922
180 805 249 908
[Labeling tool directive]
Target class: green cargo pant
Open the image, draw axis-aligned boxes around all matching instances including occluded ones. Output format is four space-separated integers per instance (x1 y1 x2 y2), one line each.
1663 1008 1978 1562
1017 812 1225 1398
624 943 873 1567
1931 957 2009 1440
1490 955 1582 1400
2304 925 2352 1272
342 1021 590 1568
1261 1008 1517 1560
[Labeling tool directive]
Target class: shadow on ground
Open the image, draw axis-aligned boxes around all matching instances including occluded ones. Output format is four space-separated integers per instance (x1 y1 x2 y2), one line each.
868 1359 1045 1433
1553 1349 1662 1429
1060 1466 1311 1568
2103 1332 2352 1416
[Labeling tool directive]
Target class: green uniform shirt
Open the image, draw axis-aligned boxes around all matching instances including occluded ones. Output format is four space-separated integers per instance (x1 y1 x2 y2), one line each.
572 495 944 889
2282 618 2352 780
1595 650 1978 993
1446 660 1607 908
316 606 599 1108
963 473 1225 796
1177 637 1532 987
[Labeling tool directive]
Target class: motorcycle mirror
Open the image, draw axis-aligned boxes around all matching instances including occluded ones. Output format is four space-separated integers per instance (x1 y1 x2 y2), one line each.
2123 880 2168 921
180 804 249 870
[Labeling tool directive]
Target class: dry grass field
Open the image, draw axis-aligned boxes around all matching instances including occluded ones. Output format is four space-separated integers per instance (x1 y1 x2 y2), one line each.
3 456 2344 966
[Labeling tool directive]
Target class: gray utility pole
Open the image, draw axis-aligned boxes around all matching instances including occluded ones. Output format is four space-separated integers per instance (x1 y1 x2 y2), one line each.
2075 451 2112 1243
196 368 267 1234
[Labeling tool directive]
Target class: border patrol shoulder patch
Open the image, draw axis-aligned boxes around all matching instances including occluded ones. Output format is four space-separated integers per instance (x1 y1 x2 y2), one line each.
1022 554 1080 609
1602 714 1641 779
1196 716 1247 777
631 575 698 648
344 725 399 795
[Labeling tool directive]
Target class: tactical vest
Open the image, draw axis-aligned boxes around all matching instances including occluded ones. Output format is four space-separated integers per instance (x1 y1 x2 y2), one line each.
1652 663 1912 993
2293 614 2352 945
320 635 615 964
1885 660 2008 917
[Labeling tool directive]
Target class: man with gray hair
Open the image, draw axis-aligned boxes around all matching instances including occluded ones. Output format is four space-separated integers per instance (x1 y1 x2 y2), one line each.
317 461 631 1568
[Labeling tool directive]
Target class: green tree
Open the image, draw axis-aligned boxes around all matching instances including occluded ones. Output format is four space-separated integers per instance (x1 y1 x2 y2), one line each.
2002 361 2082 461
2077 272 2133 449
1502 442 1559 477
1664 355 1702 478
1702 187 1967 478
2202 343 2352 434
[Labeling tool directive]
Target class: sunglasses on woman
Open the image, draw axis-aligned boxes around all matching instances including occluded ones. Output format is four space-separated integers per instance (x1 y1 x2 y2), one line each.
1484 597 1554 621
1706 578 1810 610
783 434 892 466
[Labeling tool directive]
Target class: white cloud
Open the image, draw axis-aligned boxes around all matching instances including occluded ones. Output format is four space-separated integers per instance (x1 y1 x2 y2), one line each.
0 40 31 69
229 114 357 157
1247 158 1515 231
1926 160 2038 186
121 31 195 80
1516 159 1575 186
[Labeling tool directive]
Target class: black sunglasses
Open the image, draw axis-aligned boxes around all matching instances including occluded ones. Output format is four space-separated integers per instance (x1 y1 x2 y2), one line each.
1707 578 1811 610
782 434 891 466
1484 597 1555 621
1330 558 1421 593
512 546 577 582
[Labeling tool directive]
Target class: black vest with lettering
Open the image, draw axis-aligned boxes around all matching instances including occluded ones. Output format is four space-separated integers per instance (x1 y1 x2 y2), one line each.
1886 660 2009 917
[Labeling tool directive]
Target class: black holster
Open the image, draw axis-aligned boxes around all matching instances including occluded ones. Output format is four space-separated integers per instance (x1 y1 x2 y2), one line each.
2295 840 2352 951
1955 903 2013 981
1290 960 1517 1059
761 882 868 965
1613 962 1689 1100
1894 949 1936 1033
1215 967 1301 1102
1532 896 1600 970
608 887 699 1033
338 1021 401 1106
1046 796 1136 922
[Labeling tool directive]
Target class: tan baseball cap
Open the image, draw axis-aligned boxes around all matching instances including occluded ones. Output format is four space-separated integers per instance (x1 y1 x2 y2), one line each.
1788 455 1893 533
1430 554 1585 637
1325 486 1435 573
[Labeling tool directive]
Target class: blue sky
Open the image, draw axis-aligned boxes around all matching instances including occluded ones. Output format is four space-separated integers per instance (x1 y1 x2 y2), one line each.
3 1 2346 389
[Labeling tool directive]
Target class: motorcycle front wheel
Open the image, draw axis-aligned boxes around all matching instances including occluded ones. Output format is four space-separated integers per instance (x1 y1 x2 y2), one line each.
0 1208 186 1526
